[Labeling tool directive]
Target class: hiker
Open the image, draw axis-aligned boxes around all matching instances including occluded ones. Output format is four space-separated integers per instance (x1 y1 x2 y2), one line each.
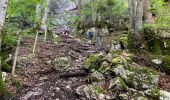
87 29 94 46
96 29 102 50
63 25 70 35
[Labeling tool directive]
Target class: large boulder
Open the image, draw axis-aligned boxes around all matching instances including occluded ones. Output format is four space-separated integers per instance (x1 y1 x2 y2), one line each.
83 53 104 70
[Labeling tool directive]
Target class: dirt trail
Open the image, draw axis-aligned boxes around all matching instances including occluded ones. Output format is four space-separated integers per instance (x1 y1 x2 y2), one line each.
7 34 170 100
11 35 99 100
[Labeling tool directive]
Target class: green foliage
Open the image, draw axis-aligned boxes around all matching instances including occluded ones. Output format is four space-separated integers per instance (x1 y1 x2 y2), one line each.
144 0 170 29
73 0 128 29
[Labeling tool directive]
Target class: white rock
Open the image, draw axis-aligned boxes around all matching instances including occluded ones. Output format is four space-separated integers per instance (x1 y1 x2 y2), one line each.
152 59 162 65
98 94 105 100
2 72 7 81
160 90 170 100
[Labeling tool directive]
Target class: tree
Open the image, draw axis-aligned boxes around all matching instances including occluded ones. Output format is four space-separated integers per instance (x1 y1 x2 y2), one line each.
41 0 50 41
0 0 8 67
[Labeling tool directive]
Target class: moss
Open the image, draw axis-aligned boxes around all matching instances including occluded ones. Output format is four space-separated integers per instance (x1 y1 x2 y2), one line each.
148 88 161 99
143 27 163 55
112 57 121 64
95 86 104 94
119 34 128 49
117 77 128 90
83 54 103 70
1 63 11 72
162 55 170 74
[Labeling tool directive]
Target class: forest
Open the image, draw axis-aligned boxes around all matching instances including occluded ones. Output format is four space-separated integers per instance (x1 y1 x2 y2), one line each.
0 0 170 100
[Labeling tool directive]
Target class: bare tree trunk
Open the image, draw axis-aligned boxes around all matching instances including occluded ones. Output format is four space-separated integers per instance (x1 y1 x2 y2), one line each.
128 0 144 32
128 0 137 32
0 0 8 68
135 0 144 32
36 3 41 23
41 0 50 41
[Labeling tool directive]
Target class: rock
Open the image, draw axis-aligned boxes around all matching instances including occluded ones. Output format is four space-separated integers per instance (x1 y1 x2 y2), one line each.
119 34 128 49
52 56 70 71
90 71 105 82
2 72 7 81
21 88 43 100
127 67 159 90
109 77 128 92
144 88 160 99
76 85 103 99
160 90 170 100
99 61 110 73
113 65 129 81
119 93 128 100
152 59 162 65
98 94 105 100
17 56 33 68
111 41 121 51
39 76 48 81
137 96 148 100
83 54 104 70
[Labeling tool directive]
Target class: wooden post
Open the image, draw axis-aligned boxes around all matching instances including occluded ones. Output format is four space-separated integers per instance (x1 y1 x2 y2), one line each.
44 28 47 41
12 34 21 74
33 30 39 54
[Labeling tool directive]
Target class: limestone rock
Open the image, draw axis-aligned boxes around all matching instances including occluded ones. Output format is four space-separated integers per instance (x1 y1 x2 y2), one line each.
52 56 70 71
160 90 170 100
2 72 7 81
152 59 162 65
83 54 104 70
109 77 128 92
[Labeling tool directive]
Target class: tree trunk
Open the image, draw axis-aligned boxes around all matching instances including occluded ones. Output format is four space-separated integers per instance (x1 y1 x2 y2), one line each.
135 0 144 32
169 0 170 11
128 0 144 32
41 0 50 41
36 3 41 23
77 0 82 15
128 0 137 32
0 0 8 68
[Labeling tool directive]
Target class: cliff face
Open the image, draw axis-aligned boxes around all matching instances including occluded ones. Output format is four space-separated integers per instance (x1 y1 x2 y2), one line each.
50 0 78 28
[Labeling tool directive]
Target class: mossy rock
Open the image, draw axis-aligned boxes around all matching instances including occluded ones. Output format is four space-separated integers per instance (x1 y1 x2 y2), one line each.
145 88 161 99
83 54 104 70
127 66 159 90
109 77 128 92
119 34 128 49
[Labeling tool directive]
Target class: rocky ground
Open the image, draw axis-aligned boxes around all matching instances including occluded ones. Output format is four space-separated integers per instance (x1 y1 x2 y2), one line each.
4 34 170 100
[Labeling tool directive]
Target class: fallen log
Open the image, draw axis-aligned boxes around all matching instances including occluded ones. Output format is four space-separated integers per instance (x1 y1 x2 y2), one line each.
59 68 89 78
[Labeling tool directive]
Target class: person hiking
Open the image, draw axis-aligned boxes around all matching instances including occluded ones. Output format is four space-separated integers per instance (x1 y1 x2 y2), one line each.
87 29 94 46
96 28 102 50
63 25 70 35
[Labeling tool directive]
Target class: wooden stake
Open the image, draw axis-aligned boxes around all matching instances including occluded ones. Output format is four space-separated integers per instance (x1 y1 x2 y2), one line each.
33 30 39 54
44 28 47 41
12 34 21 74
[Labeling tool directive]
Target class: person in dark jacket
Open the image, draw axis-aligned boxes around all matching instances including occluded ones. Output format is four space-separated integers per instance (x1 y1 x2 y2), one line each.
87 29 94 46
